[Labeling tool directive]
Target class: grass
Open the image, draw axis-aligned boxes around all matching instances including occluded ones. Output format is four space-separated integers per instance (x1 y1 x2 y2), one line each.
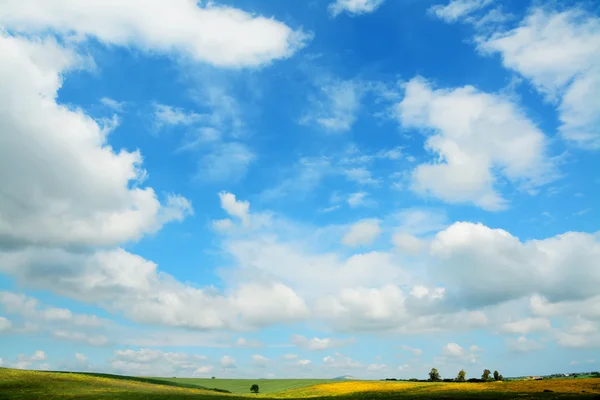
1 368 600 400
150 378 335 394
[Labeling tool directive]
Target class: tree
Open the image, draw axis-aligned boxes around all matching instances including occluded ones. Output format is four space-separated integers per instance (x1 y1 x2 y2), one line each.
482 369 491 380
494 370 500 381
211 377 215 379
429 368 441 381
456 370 466 382
250 384 259 394
498 374 504 381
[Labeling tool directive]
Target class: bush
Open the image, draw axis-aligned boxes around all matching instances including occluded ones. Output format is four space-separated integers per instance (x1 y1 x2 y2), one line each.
467 378 484 383
408 378 419 382
250 384 259 394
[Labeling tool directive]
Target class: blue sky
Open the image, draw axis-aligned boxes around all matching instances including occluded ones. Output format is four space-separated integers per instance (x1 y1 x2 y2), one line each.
0 0 599 380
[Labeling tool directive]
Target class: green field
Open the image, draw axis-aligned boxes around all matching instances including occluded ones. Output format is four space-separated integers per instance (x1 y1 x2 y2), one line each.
150 378 335 394
1 368 600 400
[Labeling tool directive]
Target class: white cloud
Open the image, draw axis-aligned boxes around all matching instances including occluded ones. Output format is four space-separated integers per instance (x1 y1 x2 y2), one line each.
429 0 493 23
75 353 88 363
507 336 543 353
284 354 299 360
0 34 192 250
297 359 312 366
529 295 600 321
53 331 109 347
0 248 309 331
0 316 12 332
399 345 423 357
111 349 210 377
555 319 600 349
197 142 255 182
235 337 264 348
220 355 237 369
392 233 424 255
478 7 600 149
252 355 270 367
396 76 556 210
343 167 381 186
100 97 125 112
329 0 385 17
218 192 251 226
347 192 371 208
429 222 600 309
341 219 382 247
291 334 355 351
194 366 214 375
153 104 207 130
500 318 551 334
323 354 361 369
439 343 481 364
0 0 309 68
261 157 332 200
367 363 388 372
570 359 596 366
303 80 362 132
0 291 106 328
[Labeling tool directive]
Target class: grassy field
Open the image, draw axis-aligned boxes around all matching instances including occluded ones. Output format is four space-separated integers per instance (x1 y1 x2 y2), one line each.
1 368 600 399
151 378 335 394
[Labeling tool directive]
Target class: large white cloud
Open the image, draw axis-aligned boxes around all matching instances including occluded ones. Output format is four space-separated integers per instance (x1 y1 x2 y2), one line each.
0 0 309 68
0 247 309 331
396 76 556 210
478 7 600 149
0 34 192 249
430 222 600 307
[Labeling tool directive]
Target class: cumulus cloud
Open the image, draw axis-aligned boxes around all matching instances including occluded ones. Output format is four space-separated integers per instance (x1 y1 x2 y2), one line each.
429 222 600 308
329 0 385 17
478 7 600 149
218 192 251 226
0 34 192 250
396 76 556 210
0 0 309 68
112 348 209 376
291 334 355 351
0 248 309 331
1 350 47 370
341 219 382 247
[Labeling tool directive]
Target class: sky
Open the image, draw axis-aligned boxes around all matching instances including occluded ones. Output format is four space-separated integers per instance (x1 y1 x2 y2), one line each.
0 0 599 381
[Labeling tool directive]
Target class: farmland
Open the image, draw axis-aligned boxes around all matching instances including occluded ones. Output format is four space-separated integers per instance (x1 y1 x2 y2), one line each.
150 378 335 394
1 368 600 399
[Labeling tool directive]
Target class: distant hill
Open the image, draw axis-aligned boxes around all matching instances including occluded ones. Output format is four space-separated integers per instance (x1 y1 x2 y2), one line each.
333 375 357 380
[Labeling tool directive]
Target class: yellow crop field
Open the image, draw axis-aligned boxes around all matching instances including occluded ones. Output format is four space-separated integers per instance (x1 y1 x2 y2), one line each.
271 378 600 398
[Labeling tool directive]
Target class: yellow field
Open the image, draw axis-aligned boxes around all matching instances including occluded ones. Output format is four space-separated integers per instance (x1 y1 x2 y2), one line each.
271 378 600 398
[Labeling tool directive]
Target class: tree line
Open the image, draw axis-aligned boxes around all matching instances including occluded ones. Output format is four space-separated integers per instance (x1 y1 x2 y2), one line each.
428 368 503 382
